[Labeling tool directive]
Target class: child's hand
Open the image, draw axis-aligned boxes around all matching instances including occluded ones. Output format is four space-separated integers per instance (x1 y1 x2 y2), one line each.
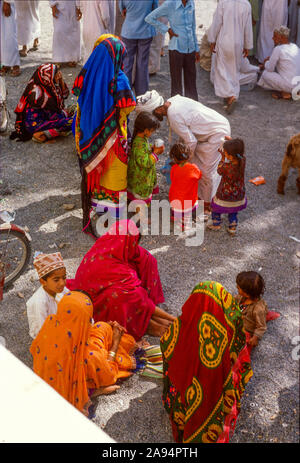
76 7 82 21
248 335 259 347
51 4 59 18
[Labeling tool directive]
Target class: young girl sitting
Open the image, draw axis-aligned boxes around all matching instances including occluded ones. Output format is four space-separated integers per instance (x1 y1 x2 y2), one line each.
208 138 247 236
235 271 268 351
168 143 202 230
235 271 280 353
26 252 69 339
127 111 163 208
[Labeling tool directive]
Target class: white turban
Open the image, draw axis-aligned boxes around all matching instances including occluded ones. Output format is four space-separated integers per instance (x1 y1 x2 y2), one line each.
135 90 164 114
274 25 290 38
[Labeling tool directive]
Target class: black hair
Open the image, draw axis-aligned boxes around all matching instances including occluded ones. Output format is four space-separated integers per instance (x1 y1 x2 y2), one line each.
223 138 245 163
169 143 191 164
132 111 160 146
236 271 265 300
72 289 93 300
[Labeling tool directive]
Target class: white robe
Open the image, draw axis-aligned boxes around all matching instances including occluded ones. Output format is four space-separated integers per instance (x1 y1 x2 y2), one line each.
78 0 116 62
50 0 81 63
256 0 288 63
258 43 300 93
26 286 69 339
148 0 167 74
15 0 40 46
207 0 253 99
167 95 231 203
0 0 20 67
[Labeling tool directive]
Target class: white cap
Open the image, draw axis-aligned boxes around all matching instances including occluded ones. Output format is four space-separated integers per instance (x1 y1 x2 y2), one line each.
135 90 164 114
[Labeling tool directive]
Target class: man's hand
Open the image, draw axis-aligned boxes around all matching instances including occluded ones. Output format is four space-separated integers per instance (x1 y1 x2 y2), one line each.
122 8 126 17
195 51 200 63
243 48 249 58
168 28 178 39
210 42 216 54
51 5 59 18
76 7 82 21
2 2 11 17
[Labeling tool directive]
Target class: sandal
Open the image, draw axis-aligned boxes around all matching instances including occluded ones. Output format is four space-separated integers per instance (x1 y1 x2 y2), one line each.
19 49 27 57
226 98 237 114
11 67 21 77
32 39 39 51
0 66 10 76
67 62 77 67
32 132 48 143
227 226 236 236
207 223 221 231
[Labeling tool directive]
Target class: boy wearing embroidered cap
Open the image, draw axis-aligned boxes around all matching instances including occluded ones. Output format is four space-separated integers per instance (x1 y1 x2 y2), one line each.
26 252 69 339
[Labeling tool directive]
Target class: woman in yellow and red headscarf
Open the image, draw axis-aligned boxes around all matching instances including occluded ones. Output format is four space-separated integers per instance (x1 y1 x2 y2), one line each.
30 291 150 416
161 281 253 443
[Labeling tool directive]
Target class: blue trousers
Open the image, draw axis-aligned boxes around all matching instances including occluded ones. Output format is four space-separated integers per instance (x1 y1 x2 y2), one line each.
212 211 238 227
122 37 153 96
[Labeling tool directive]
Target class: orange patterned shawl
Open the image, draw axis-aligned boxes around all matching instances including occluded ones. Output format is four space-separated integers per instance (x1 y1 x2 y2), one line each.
30 291 137 413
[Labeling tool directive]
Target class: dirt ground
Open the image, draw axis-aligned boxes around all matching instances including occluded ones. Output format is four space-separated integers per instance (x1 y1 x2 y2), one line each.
0 0 299 444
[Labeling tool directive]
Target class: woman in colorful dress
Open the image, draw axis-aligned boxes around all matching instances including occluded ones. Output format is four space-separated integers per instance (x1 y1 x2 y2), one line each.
66 220 176 340
160 280 253 443
72 34 136 235
30 290 153 416
10 63 73 142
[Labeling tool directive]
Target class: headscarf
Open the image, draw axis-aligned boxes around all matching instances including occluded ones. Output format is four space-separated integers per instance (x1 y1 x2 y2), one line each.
135 90 164 114
10 63 67 141
72 34 136 193
66 220 164 340
30 291 95 413
161 281 253 443
30 290 139 413
33 252 65 279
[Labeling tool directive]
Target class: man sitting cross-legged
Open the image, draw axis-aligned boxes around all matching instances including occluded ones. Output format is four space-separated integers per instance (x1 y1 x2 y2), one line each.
258 25 300 100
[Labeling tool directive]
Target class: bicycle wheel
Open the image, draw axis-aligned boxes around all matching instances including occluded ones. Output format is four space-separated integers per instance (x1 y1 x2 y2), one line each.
0 229 31 288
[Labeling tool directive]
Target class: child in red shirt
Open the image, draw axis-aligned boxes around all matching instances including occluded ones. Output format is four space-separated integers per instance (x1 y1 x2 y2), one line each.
169 143 202 229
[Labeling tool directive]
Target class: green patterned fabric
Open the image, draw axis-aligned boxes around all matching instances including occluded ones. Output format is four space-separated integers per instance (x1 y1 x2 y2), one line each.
127 136 157 200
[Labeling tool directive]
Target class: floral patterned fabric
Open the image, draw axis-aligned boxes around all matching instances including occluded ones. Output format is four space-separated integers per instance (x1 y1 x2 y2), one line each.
216 158 246 202
127 136 157 201
160 281 253 443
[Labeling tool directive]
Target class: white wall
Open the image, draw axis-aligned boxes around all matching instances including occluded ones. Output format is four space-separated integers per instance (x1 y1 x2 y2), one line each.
0 345 115 443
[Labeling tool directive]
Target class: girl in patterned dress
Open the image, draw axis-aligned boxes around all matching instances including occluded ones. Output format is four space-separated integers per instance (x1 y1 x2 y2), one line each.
127 111 163 227
207 138 247 235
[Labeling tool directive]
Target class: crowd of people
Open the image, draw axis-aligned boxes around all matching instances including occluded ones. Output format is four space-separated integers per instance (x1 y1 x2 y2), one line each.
1 0 296 444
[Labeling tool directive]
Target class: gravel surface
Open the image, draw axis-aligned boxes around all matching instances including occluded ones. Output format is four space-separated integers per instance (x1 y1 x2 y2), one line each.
0 0 299 443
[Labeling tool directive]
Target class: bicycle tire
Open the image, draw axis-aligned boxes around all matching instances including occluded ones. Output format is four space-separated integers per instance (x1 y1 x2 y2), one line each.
0 229 32 288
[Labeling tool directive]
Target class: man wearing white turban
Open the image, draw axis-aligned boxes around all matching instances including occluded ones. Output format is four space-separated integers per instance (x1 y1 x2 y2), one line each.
258 25 300 99
136 91 231 216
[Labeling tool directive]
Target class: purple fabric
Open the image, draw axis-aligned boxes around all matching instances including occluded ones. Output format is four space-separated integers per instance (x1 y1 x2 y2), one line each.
211 197 247 214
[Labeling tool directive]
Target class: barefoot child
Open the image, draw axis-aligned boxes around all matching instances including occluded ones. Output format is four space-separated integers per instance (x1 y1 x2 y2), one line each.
26 252 69 339
127 111 163 226
168 143 202 230
208 138 247 235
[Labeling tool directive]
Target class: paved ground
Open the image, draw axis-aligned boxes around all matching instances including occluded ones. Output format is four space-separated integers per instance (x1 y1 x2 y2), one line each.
0 1 299 443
